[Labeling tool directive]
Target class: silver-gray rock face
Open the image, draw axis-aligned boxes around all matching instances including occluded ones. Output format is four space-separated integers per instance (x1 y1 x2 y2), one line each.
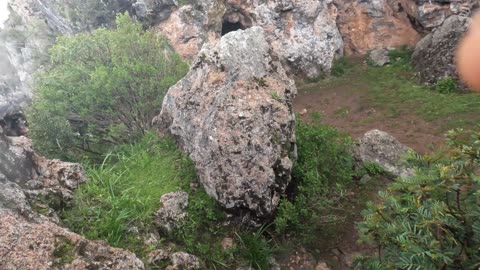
412 15 470 86
354 129 414 178
156 27 296 218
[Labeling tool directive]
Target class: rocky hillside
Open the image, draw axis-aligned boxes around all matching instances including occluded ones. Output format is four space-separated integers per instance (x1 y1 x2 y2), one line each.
1 0 480 269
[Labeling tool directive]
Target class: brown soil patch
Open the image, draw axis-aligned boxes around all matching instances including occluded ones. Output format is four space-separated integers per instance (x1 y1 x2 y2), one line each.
294 81 445 154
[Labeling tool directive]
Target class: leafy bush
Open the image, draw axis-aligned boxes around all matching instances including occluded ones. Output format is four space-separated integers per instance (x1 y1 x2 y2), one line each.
358 128 480 269
62 132 195 253
28 14 188 161
331 57 352 77
274 118 355 235
435 76 459 94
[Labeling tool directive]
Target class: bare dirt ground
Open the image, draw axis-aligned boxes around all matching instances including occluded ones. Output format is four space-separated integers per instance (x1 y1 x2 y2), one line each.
294 81 445 155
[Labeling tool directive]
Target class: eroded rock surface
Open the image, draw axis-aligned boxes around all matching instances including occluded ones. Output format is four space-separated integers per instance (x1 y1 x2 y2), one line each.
0 135 86 219
354 129 414 178
0 208 144 270
412 15 470 86
156 27 296 219
369 48 391 66
335 0 420 55
396 0 477 30
154 191 189 231
154 0 343 78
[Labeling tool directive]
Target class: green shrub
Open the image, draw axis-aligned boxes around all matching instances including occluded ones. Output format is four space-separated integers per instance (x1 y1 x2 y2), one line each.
274 118 355 235
28 14 188 161
435 76 459 94
331 57 352 77
62 132 195 253
358 128 480 269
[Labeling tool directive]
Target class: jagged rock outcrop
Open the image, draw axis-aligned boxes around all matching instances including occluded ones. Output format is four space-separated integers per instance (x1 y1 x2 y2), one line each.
354 129 414 178
0 133 145 270
0 135 86 218
0 208 144 270
154 0 343 78
335 0 420 55
412 15 470 86
396 0 477 30
155 27 296 219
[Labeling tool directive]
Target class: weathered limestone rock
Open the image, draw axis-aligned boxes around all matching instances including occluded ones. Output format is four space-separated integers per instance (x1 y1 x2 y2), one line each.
166 252 201 270
156 27 296 218
369 48 391 66
154 0 343 78
412 15 470 86
0 134 86 219
335 0 420 55
0 208 144 270
154 191 189 231
396 0 476 30
354 129 414 178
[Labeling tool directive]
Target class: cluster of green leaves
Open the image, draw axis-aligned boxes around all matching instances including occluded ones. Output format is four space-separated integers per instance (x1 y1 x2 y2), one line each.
274 117 355 236
435 76 459 94
62 132 195 254
28 14 188 161
358 128 480 269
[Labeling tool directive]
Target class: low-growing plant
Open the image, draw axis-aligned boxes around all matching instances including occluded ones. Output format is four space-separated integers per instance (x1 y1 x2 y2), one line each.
358 128 480 269
236 225 275 270
435 76 459 94
62 132 195 254
274 118 355 235
331 56 353 77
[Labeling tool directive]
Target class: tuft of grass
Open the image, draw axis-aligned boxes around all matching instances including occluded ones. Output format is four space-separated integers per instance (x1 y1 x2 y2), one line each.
62 132 195 254
236 225 274 270
331 57 353 77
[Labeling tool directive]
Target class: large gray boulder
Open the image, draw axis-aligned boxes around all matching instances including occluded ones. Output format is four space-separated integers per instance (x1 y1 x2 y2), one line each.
412 15 470 86
155 27 296 219
354 129 414 178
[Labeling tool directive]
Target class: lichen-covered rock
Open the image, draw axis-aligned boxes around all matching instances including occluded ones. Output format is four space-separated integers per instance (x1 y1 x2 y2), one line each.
335 0 420 55
412 15 470 86
369 48 391 66
156 27 296 219
154 0 343 78
396 0 476 30
154 191 188 231
166 252 201 270
0 134 86 219
0 208 144 270
354 129 414 178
